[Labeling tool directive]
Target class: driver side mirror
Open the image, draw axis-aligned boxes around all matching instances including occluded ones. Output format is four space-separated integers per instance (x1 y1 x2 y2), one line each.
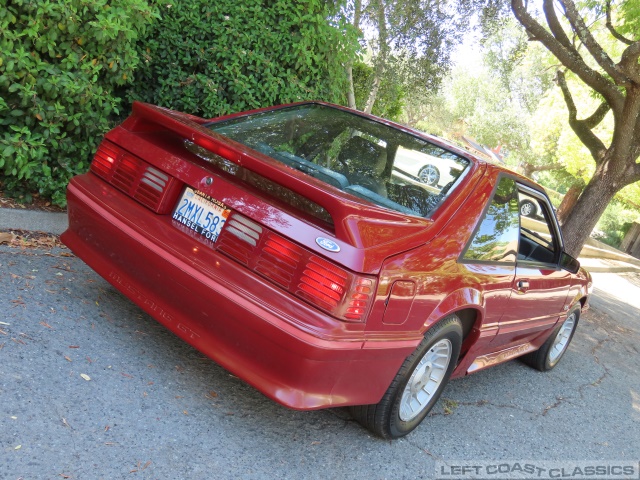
560 251 580 274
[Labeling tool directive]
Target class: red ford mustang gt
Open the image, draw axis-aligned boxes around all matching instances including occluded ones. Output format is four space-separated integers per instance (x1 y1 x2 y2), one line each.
61 101 591 439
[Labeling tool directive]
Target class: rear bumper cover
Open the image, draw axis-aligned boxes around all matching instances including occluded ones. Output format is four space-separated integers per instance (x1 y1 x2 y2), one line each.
62 174 418 409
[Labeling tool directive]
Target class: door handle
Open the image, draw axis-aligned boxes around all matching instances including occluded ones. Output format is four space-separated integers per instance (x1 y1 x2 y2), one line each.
517 280 530 291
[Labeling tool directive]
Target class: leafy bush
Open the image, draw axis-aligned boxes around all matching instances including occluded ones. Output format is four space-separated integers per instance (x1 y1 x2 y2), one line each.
128 0 356 117
0 0 158 206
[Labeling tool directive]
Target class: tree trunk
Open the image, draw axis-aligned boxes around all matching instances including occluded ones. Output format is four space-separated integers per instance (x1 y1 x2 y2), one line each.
364 74 382 114
522 163 535 178
560 170 618 257
556 182 583 225
346 64 357 109
364 0 387 115
345 0 362 110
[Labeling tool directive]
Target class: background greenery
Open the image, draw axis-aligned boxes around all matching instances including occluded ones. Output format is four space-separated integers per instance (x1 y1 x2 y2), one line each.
1 0 639 250
128 0 357 117
0 0 158 205
1 0 357 205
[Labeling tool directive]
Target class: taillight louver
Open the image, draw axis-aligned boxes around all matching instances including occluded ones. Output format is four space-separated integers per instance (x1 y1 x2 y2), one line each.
90 141 175 213
225 215 263 246
298 256 348 308
91 143 118 177
141 167 169 192
255 234 302 288
111 154 139 191
134 166 168 208
217 214 262 264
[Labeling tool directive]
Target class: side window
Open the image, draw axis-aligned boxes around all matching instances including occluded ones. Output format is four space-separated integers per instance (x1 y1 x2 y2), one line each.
517 190 560 264
464 177 520 263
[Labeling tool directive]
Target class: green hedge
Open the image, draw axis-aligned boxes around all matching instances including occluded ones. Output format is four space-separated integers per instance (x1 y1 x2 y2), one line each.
128 0 355 117
0 0 158 205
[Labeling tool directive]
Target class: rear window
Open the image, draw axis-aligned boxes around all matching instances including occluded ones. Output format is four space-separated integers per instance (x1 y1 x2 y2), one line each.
208 104 470 217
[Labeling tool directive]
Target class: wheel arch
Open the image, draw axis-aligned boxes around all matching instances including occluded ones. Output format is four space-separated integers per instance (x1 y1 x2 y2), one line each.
422 288 485 360
454 307 479 341
423 287 484 333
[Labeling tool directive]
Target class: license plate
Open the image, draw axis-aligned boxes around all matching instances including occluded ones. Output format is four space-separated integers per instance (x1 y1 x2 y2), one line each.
172 188 230 243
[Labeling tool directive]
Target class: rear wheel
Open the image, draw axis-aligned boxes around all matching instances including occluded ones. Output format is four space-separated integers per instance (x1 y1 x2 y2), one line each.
350 315 462 439
418 164 440 186
520 305 580 371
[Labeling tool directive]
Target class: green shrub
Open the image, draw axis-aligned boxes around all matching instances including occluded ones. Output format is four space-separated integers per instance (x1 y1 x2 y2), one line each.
0 0 158 206
128 0 356 117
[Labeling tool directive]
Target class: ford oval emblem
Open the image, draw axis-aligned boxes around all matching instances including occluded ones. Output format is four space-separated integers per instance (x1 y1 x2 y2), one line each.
316 237 340 253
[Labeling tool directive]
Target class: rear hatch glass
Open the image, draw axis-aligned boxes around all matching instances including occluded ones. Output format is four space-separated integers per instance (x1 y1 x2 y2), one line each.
207 104 470 218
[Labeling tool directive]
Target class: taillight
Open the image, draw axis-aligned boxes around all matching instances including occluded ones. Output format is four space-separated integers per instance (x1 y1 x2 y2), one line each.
91 142 118 177
90 141 179 213
298 256 347 307
217 215 262 264
345 278 374 320
256 234 303 287
218 213 375 322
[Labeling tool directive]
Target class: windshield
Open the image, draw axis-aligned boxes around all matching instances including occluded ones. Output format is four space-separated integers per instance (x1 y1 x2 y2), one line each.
208 104 470 217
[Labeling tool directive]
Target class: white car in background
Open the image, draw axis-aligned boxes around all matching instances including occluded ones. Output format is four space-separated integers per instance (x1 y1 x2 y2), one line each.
392 146 465 188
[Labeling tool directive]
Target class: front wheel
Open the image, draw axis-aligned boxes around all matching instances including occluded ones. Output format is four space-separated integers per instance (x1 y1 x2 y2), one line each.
350 315 462 439
520 305 580 371
519 199 537 217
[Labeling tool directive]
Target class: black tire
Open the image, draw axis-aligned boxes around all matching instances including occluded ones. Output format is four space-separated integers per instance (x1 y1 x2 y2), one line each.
418 164 440 186
520 305 580 371
350 315 463 439
519 199 537 217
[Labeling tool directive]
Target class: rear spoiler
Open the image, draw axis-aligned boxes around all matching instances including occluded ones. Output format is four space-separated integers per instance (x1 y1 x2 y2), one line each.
120 101 434 249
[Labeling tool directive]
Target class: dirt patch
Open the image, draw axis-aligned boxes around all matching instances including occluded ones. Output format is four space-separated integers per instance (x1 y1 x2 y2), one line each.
0 229 69 251
0 189 66 213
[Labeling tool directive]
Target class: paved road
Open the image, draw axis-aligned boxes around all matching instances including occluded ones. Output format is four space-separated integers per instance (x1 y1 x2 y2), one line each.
1 245 639 479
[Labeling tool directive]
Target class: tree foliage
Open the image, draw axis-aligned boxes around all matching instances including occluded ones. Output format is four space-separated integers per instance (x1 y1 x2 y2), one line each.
0 0 157 205
345 0 475 114
129 0 357 117
509 0 640 256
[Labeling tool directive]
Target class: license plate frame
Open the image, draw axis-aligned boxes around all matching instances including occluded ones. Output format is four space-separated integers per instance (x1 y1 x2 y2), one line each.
172 187 230 243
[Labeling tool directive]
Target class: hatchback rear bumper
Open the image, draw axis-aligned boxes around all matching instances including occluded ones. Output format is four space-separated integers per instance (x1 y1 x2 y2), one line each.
62 174 418 409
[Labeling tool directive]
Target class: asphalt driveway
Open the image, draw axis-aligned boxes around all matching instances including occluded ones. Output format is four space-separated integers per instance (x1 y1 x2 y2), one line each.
1 245 638 479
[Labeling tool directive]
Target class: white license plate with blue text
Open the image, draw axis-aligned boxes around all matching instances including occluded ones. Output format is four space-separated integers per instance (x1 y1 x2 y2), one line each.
172 188 230 243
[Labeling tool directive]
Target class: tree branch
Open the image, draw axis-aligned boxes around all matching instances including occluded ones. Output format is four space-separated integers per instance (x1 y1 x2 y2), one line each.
542 0 573 51
556 70 607 162
584 102 611 129
605 0 634 46
619 42 640 83
528 163 564 173
558 0 631 86
630 161 640 183
511 0 624 114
